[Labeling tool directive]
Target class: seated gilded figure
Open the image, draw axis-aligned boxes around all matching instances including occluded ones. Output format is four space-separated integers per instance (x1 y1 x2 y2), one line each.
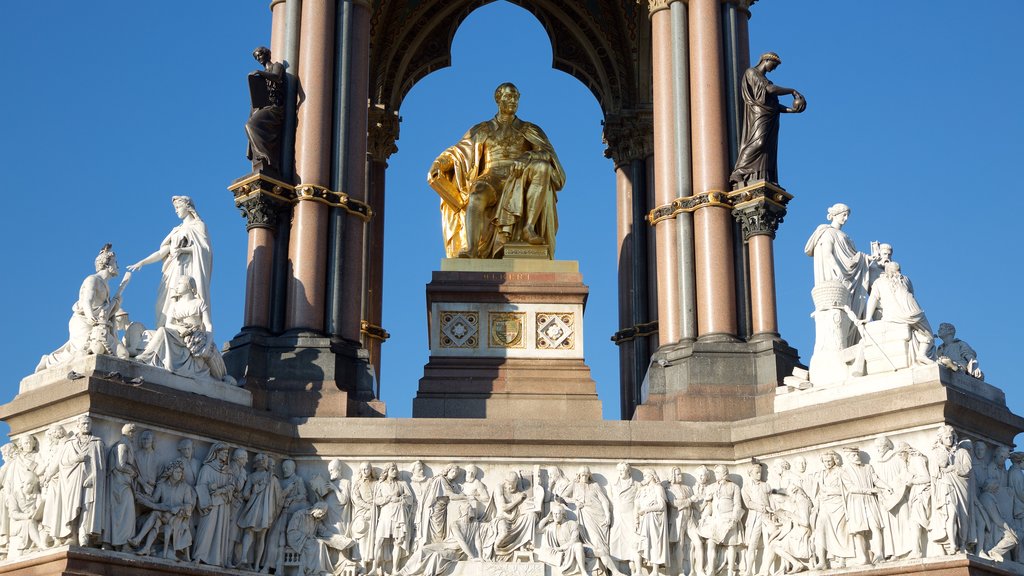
427 82 565 259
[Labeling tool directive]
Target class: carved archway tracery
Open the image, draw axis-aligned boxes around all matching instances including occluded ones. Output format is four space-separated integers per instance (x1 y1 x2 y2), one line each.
369 0 646 118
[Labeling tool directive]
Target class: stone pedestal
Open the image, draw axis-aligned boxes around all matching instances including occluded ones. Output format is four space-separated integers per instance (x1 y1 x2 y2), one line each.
636 336 801 422
413 259 602 419
223 332 385 419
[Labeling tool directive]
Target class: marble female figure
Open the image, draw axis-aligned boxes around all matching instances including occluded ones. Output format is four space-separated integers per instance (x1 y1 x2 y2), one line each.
128 195 213 328
804 203 873 326
192 442 236 567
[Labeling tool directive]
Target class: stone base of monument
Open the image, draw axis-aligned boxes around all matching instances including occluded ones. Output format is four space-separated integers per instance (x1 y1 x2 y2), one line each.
635 336 801 421
412 258 602 420
223 331 385 419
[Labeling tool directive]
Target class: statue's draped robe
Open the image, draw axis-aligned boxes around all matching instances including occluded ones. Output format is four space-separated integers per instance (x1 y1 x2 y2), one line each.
47 435 105 542
813 468 853 559
193 460 235 566
874 448 912 558
536 519 586 575
731 67 786 185
432 116 565 258
929 444 974 551
610 477 638 561
104 438 138 547
155 218 213 328
636 481 669 566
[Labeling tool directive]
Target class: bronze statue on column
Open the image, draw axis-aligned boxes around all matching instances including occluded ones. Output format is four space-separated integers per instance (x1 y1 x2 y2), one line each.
730 52 806 188
245 46 286 175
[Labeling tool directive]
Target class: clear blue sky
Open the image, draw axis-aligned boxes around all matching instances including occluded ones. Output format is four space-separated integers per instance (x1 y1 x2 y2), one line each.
1 2 1021 435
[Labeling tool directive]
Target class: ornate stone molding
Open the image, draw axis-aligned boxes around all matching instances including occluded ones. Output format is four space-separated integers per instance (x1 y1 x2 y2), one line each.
367 103 401 164
646 181 792 229
733 200 786 240
230 173 374 225
603 110 654 168
229 173 295 231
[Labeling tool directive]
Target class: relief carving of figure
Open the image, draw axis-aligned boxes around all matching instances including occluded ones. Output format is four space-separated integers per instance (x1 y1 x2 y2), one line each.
351 461 379 569
266 458 310 573
408 461 429 543
44 416 106 547
136 430 159 497
666 466 702 576
4 437 45 558
840 448 889 565
871 436 912 560
536 502 588 576
226 448 249 567
568 466 624 576
131 458 196 560
759 484 814 575
490 469 540 560
812 450 852 568
699 465 744 576
902 444 933 559
104 423 140 551
286 501 338 576
741 463 775 576
610 461 639 567
633 468 669 576
371 462 414 575
192 442 236 567
416 464 462 548
237 453 282 571
399 502 483 576
928 425 973 554
428 82 565 259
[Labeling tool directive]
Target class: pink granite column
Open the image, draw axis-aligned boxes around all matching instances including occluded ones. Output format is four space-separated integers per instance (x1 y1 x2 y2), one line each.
650 1 681 346
285 0 335 332
748 234 778 336
270 0 286 57
689 0 737 339
245 226 274 329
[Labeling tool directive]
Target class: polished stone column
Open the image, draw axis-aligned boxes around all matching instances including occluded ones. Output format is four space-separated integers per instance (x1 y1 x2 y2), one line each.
240 198 278 331
365 103 400 385
286 0 335 332
650 0 681 346
339 0 371 344
604 112 653 419
734 194 787 338
269 0 302 333
670 0 697 343
688 0 737 339
326 0 353 341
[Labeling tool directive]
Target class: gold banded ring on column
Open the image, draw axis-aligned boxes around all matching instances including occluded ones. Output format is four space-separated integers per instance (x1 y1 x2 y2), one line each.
293 183 374 221
611 320 660 345
646 189 731 225
360 320 391 342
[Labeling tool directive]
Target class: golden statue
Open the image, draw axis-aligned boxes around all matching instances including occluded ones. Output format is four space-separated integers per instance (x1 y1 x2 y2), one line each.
428 83 566 258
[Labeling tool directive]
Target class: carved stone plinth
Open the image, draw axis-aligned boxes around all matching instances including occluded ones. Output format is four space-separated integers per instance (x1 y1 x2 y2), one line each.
413 259 602 419
636 337 801 422
222 332 385 419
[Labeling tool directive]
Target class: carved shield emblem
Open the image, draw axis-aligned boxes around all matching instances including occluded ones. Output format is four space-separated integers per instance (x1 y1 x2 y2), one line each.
489 313 524 348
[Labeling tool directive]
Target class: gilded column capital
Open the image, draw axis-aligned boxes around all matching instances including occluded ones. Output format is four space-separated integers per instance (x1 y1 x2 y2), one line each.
238 194 283 231
368 103 401 164
733 202 785 240
603 110 654 169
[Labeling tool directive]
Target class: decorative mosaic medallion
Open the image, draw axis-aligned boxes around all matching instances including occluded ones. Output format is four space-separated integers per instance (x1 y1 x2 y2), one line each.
439 311 478 348
489 312 525 349
536 312 575 349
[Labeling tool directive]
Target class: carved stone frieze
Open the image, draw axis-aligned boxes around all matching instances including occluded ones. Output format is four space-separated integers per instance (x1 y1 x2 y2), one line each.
3 417 1017 573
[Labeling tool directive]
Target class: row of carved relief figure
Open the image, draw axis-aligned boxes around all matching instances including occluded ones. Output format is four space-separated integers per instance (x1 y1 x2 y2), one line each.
33 197 237 385
1 421 1022 576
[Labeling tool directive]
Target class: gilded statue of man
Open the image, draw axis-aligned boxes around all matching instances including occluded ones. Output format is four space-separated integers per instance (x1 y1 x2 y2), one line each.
428 83 565 259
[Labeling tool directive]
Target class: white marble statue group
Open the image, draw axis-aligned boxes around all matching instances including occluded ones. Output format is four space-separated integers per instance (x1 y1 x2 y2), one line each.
34 196 235 385
1 420 1022 576
802 202 983 386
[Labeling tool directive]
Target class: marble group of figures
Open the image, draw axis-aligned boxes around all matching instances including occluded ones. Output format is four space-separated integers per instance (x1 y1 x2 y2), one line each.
33 196 236 386
802 202 983 384
1 421 1023 576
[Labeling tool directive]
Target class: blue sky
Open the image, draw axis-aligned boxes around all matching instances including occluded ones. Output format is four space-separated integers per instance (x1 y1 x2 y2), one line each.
1 2 1021 436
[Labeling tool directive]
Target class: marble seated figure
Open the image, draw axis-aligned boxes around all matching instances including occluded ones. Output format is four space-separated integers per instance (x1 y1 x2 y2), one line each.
135 275 235 385
36 244 128 371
